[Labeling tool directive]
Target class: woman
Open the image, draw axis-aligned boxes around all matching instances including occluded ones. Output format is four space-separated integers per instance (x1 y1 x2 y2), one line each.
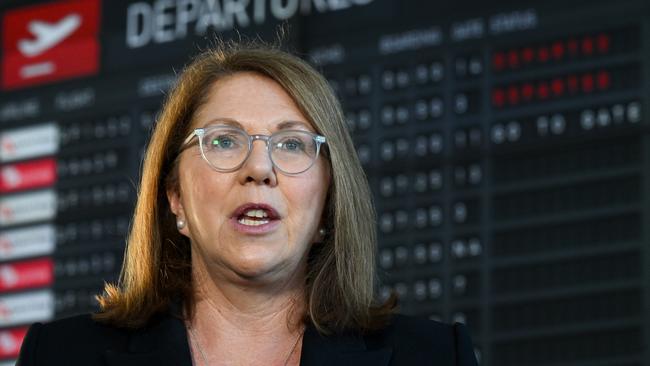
17 41 478 366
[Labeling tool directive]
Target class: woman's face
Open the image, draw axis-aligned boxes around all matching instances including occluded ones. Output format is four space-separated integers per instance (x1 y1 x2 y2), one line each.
168 72 330 284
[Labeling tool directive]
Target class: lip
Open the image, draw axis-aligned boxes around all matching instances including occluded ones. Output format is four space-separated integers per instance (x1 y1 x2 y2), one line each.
230 202 281 235
230 202 281 220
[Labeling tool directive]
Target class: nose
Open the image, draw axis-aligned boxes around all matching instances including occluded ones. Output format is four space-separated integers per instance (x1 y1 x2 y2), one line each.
236 139 277 186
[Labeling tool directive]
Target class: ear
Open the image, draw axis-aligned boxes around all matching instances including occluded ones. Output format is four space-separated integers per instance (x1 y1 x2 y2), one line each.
166 187 189 236
310 217 328 244
311 185 332 244
166 187 182 216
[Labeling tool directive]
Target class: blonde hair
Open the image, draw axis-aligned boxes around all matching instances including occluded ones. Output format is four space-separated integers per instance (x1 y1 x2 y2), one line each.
94 40 393 333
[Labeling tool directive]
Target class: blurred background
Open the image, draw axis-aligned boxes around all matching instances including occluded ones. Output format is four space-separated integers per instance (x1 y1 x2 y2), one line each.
0 0 649 365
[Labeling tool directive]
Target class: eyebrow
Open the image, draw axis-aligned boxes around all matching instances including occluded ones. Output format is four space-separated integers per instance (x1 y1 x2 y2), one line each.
205 118 244 129
275 120 313 131
203 118 314 132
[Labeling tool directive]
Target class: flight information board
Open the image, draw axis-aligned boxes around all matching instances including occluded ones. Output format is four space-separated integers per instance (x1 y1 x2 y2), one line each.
0 0 648 365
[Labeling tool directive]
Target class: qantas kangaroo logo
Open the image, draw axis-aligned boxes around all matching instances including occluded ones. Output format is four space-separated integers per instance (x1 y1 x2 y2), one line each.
18 14 81 57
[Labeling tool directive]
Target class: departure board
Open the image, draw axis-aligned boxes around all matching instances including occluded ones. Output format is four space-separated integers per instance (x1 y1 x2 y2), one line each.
0 1 648 365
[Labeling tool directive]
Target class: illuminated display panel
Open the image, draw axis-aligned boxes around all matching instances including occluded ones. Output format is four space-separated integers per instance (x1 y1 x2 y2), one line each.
0 0 648 365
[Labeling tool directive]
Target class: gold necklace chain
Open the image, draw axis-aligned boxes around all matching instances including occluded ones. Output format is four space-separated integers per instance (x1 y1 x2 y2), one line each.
186 322 304 366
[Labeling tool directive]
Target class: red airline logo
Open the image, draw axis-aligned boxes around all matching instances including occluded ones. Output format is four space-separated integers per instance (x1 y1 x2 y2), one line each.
0 258 53 292
0 158 57 193
1 0 100 90
0 327 28 358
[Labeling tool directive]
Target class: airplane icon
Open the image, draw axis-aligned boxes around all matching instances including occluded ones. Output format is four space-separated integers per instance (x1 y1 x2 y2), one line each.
17 13 81 57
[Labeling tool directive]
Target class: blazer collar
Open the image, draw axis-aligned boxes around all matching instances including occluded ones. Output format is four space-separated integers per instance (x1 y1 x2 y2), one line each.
104 303 392 366
103 310 193 366
300 325 392 366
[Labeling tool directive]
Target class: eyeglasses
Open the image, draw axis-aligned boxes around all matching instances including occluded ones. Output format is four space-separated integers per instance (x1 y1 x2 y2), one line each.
182 125 327 175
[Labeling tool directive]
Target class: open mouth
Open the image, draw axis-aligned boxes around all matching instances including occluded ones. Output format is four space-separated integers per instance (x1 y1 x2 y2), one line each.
232 203 280 228
238 209 271 226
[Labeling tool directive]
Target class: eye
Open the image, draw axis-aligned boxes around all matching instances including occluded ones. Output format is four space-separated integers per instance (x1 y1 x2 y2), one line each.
276 137 306 152
282 139 303 151
208 134 240 149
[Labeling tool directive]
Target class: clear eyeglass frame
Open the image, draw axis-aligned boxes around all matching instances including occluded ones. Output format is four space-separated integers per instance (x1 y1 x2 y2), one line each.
181 125 327 175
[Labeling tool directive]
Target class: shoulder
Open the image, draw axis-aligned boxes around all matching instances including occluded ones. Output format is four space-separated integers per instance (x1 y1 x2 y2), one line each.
381 313 456 338
364 314 478 366
17 313 130 366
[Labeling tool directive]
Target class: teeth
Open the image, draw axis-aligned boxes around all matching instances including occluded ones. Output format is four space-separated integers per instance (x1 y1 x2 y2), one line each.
244 209 268 218
238 218 270 226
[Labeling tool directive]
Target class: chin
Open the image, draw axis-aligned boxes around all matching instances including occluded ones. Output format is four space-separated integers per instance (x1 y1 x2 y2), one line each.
229 252 286 280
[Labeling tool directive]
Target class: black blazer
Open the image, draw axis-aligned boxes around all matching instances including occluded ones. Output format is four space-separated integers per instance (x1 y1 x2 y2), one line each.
17 309 478 366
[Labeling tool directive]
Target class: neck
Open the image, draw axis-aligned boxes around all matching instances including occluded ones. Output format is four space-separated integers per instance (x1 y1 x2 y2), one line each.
185 254 306 365
187 251 307 337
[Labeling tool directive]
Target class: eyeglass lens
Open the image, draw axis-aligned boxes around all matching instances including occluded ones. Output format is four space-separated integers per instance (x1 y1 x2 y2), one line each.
200 127 321 174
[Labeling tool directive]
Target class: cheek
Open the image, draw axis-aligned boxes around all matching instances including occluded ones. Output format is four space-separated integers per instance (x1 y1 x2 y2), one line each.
283 171 329 233
180 164 232 229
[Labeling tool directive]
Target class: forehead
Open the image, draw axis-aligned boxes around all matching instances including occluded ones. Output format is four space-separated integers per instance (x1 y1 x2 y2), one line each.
193 72 313 132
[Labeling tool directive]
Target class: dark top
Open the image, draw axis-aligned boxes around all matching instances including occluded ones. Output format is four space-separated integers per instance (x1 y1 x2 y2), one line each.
17 307 479 366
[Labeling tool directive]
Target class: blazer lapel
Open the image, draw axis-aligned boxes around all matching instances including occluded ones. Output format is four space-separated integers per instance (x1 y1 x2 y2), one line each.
103 305 391 366
300 324 392 366
103 307 193 366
